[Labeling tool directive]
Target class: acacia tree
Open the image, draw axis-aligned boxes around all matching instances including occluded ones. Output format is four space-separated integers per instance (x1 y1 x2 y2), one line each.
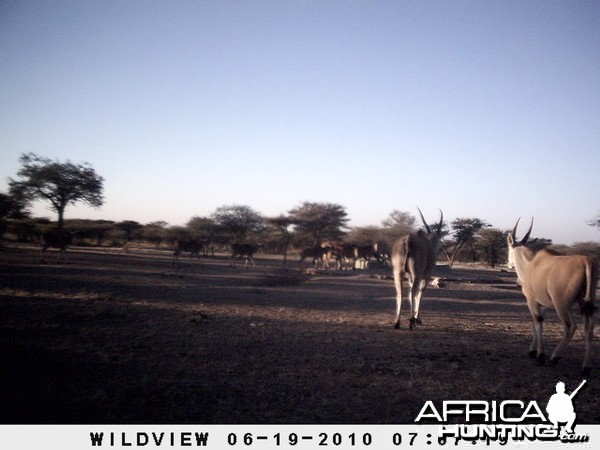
265 215 294 264
0 192 29 237
447 217 489 267
143 221 169 248
381 210 417 243
8 153 104 231
116 220 143 242
211 204 265 244
187 216 217 240
345 225 385 246
475 228 507 268
288 201 349 246
0 192 29 220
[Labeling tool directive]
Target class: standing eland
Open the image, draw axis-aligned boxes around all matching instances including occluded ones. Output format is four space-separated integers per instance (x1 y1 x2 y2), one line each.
40 228 74 263
391 208 444 330
172 238 204 265
299 246 334 270
507 218 597 375
229 243 260 269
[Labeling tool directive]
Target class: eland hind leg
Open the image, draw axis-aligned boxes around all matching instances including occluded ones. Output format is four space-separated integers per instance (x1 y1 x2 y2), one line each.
550 306 577 367
393 266 403 329
582 313 595 375
409 278 427 329
528 301 546 366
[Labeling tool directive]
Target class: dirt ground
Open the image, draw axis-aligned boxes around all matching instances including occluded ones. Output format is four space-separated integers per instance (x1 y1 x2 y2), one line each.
1 245 598 424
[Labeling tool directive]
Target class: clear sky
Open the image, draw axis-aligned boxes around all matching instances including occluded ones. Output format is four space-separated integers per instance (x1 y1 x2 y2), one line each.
1 0 599 245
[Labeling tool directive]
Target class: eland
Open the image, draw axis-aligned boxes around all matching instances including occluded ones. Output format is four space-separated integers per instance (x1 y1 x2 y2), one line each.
507 218 597 374
40 228 74 263
172 238 204 264
391 208 444 330
299 246 334 270
229 243 260 269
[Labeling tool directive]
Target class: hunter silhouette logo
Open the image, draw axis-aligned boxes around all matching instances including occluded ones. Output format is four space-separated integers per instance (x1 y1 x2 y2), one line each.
546 380 586 435
415 379 591 444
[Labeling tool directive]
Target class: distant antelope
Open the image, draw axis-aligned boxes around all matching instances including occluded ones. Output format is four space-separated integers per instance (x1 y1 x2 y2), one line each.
334 243 380 270
391 209 444 330
507 218 597 374
229 243 260 269
331 243 356 270
299 246 334 270
40 228 73 263
172 238 203 264
353 244 379 269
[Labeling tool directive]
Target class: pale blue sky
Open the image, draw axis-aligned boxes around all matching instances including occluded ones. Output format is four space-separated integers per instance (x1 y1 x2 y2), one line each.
1 0 599 244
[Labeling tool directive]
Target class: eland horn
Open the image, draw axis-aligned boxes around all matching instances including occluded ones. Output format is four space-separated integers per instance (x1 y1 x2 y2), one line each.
521 218 534 244
417 207 431 234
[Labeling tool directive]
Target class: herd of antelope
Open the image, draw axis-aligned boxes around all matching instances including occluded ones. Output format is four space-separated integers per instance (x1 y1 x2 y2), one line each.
35 209 597 374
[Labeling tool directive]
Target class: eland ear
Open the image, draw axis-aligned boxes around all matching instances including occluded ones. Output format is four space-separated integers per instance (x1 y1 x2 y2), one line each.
507 233 515 246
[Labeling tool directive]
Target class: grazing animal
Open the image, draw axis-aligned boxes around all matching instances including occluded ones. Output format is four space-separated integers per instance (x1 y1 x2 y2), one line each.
299 246 334 270
229 243 260 269
353 244 379 269
173 238 203 264
507 218 597 375
331 243 357 270
327 242 379 270
391 208 444 330
374 241 391 266
40 228 73 263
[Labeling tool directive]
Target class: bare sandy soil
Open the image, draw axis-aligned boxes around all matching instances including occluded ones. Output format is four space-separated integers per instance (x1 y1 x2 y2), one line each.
1 245 598 424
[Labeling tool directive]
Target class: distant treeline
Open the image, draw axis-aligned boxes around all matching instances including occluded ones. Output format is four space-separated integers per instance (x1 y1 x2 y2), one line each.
2 213 599 268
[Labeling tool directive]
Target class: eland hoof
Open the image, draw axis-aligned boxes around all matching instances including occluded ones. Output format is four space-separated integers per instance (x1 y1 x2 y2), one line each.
550 357 561 366
409 318 422 330
528 350 537 359
536 353 546 366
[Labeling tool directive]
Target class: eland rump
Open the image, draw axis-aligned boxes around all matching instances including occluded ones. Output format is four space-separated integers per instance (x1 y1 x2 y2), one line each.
391 208 444 330
507 218 597 375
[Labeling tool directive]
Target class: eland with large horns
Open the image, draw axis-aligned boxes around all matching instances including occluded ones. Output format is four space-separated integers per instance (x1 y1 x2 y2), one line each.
391 208 444 330
507 218 597 375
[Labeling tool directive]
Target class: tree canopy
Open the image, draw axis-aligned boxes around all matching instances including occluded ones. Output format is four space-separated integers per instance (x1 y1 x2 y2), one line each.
447 217 489 267
381 210 417 242
9 153 104 230
288 201 349 246
211 204 265 243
